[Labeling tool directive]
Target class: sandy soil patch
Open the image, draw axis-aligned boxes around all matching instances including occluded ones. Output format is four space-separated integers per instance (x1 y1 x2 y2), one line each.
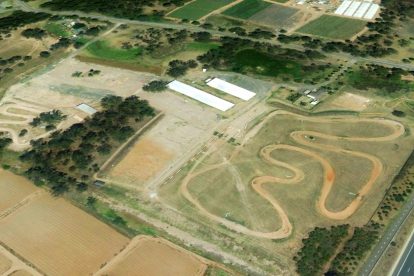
0 180 129 276
110 138 174 183
0 170 38 214
329 92 371 111
96 236 207 276
0 251 12 274
8 270 32 276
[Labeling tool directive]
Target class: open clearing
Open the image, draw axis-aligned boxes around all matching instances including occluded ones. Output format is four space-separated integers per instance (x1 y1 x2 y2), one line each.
161 110 412 240
168 0 235 20
327 92 371 111
0 58 153 150
104 72 272 190
97 236 208 276
296 14 367 40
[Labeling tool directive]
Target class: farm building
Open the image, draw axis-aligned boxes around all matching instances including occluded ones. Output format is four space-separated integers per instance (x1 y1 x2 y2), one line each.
76 103 97 115
206 78 256 101
167 80 234 111
334 0 380 20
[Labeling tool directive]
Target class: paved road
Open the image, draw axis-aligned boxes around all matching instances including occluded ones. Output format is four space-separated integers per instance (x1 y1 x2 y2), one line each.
393 231 414 276
359 190 414 276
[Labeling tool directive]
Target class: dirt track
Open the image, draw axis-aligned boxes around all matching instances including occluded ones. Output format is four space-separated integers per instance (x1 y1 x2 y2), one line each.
180 111 405 239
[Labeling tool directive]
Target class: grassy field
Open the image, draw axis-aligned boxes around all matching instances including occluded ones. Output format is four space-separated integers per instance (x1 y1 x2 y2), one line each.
296 15 367 40
44 22 71 37
158 110 412 273
85 40 143 61
169 0 234 20
222 0 271 19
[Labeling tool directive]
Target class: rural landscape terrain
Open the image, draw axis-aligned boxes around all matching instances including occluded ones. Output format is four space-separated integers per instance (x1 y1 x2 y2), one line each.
0 0 413 275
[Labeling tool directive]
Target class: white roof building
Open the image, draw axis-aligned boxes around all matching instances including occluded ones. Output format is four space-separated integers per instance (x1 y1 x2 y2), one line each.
76 103 97 115
167 80 234 111
206 78 256 101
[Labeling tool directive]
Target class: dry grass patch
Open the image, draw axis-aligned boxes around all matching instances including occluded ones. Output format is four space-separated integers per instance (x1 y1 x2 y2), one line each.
0 183 129 276
109 138 174 184
0 170 38 213
0 251 12 274
97 236 208 276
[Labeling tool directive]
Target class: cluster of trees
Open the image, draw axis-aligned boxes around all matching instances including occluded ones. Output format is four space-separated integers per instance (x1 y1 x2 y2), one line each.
143 80 169 92
197 36 325 79
347 65 414 93
30 109 67 130
376 150 414 221
328 223 381 275
21 28 47 39
0 137 12 153
227 27 275 40
40 0 188 20
20 95 155 195
294 225 350 276
167 59 197 77
0 11 50 32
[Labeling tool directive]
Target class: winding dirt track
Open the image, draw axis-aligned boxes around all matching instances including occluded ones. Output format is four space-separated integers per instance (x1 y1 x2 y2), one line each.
180 111 405 239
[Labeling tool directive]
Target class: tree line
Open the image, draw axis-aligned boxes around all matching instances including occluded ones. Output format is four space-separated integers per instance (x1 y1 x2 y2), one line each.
20 95 155 196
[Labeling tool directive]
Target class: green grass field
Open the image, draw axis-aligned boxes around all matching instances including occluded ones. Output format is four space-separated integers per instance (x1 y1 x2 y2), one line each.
44 22 72 37
222 0 271 19
296 15 366 40
85 40 142 61
169 0 234 20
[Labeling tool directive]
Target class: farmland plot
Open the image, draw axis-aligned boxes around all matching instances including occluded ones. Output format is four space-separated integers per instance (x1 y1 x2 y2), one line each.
0 188 129 276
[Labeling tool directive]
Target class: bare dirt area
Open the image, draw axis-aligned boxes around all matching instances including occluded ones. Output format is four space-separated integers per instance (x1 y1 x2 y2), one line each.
0 58 153 150
96 236 208 276
109 137 174 184
326 92 371 111
104 90 219 190
0 171 129 276
161 110 412 240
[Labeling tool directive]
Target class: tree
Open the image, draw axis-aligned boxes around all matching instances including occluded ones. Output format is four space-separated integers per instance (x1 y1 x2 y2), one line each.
143 80 169 92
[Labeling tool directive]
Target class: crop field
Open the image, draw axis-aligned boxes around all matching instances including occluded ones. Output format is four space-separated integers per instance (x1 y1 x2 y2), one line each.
168 0 235 20
158 110 413 271
0 170 38 213
296 15 367 40
222 0 271 19
222 0 302 29
97 236 208 276
0 170 129 276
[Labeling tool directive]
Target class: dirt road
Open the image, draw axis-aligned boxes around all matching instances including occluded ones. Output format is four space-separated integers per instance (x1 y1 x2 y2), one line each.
180 111 405 239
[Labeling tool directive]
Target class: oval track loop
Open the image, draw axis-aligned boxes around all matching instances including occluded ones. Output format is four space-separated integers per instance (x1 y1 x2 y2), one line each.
179 111 405 239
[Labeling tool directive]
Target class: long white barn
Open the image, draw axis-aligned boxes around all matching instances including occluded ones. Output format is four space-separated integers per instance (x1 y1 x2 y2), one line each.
206 78 256 101
334 0 380 20
167 80 234 111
